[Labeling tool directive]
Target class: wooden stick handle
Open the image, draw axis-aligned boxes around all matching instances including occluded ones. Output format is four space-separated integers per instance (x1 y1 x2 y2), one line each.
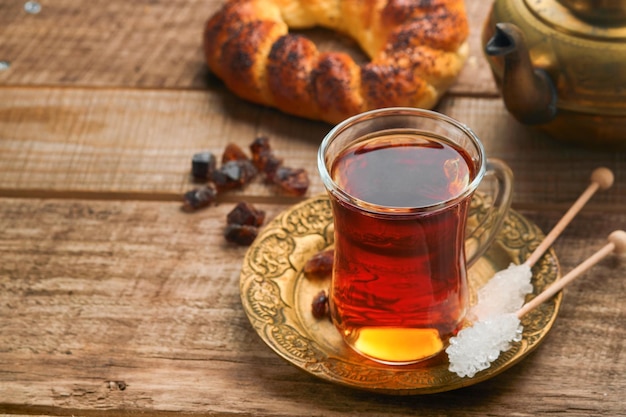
524 167 614 267
517 230 626 318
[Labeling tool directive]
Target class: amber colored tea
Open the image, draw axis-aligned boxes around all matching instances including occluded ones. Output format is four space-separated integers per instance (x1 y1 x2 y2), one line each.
328 132 476 364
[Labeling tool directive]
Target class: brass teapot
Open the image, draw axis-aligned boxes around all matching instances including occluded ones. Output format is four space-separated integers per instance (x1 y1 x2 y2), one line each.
482 0 626 148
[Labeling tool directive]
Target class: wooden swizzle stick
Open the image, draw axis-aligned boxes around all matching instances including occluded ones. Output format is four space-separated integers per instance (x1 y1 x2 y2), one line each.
448 230 626 378
524 167 614 267
517 230 626 318
470 167 615 322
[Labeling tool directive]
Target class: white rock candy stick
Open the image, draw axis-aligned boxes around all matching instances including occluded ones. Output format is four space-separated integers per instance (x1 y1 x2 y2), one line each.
447 230 626 378
470 167 614 322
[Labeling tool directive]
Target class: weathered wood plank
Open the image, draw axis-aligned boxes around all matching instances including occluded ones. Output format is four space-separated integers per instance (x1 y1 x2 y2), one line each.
0 86 328 202
0 0 212 88
0 0 497 95
0 198 624 415
1 87 624 209
456 0 499 95
1 1 623 416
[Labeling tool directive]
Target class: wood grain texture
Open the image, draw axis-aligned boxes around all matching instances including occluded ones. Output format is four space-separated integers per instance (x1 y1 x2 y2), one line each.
0 0 624 415
0 0 212 88
0 0 497 95
0 198 624 416
1 87 624 210
0 86 326 201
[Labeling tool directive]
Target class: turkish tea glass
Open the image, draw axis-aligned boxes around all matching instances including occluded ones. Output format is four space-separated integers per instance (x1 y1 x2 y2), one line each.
318 107 513 364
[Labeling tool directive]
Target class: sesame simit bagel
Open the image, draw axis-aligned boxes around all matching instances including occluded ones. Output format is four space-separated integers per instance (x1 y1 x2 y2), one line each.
203 0 469 124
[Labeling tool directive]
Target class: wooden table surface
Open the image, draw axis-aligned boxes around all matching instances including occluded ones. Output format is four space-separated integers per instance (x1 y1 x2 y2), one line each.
1 1 625 416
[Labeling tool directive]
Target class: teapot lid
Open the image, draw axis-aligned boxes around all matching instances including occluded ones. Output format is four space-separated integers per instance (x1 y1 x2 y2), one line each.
526 0 626 40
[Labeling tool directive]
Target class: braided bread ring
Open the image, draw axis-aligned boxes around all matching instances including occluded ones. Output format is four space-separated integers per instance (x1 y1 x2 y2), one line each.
203 0 469 124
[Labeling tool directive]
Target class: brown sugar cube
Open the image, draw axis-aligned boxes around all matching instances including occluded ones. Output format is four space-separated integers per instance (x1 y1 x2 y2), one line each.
222 142 249 163
271 166 309 196
227 202 266 227
182 184 218 211
224 224 259 246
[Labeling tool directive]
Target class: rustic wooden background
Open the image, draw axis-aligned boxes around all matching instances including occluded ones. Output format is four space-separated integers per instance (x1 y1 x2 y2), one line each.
0 0 624 415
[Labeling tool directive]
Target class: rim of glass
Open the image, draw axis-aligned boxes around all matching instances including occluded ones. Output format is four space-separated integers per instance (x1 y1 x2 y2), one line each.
317 107 487 215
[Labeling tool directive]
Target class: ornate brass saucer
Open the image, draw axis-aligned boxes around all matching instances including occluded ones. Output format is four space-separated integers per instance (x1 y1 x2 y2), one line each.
240 195 561 395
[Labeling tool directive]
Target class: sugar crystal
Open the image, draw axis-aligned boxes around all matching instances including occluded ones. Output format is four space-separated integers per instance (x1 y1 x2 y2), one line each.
471 263 533 321
446 313 522 378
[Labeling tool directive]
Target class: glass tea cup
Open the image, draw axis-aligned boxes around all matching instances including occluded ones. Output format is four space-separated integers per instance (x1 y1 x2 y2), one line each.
317 107 513 365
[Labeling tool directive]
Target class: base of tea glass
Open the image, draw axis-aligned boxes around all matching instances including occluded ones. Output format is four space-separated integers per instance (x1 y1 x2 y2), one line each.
339 325 452 365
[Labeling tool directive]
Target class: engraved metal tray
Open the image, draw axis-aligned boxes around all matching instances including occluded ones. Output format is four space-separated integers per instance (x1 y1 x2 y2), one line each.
240 194 561 395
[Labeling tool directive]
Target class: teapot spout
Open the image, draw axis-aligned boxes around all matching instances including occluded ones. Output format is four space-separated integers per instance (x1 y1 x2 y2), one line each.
486 23 557 125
